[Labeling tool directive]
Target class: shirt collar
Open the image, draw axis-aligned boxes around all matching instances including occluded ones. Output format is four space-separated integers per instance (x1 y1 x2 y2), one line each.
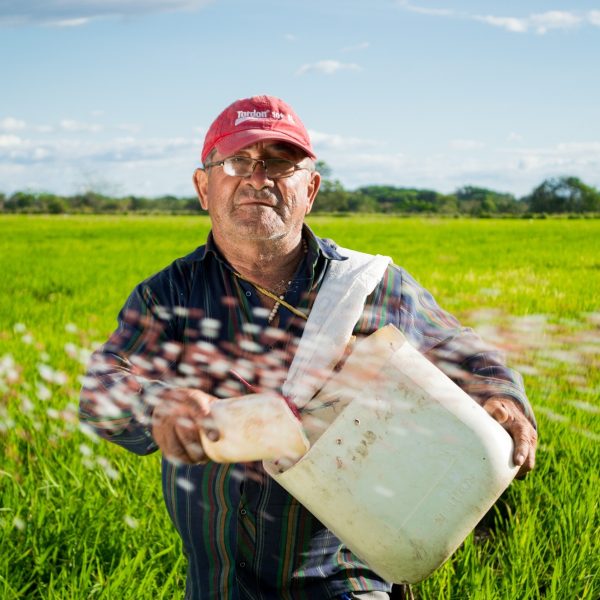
303 224 347 261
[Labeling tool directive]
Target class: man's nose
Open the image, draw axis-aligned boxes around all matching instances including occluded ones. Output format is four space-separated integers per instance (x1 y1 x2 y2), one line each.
246 160 274 186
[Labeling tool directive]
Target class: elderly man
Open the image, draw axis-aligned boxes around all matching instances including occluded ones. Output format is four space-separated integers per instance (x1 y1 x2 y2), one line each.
80 95 537 600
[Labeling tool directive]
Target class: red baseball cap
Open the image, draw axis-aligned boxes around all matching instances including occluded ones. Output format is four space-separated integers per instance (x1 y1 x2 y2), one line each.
201 95 316 164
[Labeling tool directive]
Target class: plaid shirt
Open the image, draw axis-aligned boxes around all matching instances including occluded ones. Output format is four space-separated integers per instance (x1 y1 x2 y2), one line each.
80 226 534 600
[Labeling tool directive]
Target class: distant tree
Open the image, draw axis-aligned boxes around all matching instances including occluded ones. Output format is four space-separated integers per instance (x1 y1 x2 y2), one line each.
356 186 444 213
526 176 600 213
46 197 67 214
126 196 151 212
314 179 350 212
347 191 379 213
455 186 520 215
72 190 106 212
313 161 352 212
355 186 397 212
315 160 332 179
154 195 184 212
7 191 38 212
437 194 459 214
184 197 202 212
101 199 121 212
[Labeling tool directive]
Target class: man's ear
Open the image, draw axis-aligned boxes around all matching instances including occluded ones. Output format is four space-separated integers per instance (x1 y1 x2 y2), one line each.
193 168 209 210
304 171 321 216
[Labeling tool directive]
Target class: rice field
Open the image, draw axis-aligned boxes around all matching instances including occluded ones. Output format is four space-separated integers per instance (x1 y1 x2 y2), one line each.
0 214 599 599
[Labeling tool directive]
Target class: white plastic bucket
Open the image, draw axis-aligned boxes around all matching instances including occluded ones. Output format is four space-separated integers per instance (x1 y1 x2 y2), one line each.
264 325 519 584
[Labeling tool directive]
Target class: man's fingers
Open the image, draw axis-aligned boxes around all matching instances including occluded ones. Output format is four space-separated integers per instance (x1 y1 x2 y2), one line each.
154 421 206 464
187 389 214 416
511 421 537 477
484 397 538 477
174 435 207 464
152 388 218 464
483 399 509 424
154 423 202 464
173 415 208 463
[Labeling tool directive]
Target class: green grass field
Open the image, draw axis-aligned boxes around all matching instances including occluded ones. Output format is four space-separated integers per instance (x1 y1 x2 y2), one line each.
1 215 599 599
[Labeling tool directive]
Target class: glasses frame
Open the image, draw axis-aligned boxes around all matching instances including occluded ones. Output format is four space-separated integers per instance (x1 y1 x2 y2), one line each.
203 156 312 179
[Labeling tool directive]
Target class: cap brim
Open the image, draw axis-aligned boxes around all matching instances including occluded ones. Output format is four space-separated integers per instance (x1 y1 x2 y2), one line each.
213 129 317 161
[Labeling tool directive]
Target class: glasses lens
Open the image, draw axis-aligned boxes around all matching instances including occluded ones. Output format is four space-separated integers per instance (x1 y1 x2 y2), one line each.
264 159 295 178
222 157 297 178
223 157 254 176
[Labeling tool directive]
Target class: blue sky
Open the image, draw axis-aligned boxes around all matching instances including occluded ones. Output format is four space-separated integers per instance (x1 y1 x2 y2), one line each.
1 0 599 198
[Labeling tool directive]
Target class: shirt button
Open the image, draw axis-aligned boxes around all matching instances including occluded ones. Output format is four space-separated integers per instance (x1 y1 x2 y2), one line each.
239 561 246 568
245 291 251 297
240 508 247 515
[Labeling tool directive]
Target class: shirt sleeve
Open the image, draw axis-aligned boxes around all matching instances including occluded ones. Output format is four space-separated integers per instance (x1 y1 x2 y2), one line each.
79 281 180 455
365 264 536 428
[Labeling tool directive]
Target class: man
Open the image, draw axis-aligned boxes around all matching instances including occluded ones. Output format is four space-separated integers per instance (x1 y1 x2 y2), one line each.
80 95 537 599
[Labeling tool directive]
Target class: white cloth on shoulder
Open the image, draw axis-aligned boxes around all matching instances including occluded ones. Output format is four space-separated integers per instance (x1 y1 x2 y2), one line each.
282 246 391 409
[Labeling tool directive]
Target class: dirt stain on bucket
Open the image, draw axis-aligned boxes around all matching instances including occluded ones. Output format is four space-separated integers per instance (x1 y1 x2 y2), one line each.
354 430 377 459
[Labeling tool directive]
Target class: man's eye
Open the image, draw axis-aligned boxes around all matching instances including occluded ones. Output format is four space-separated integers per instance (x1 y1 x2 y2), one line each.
266 159 294 172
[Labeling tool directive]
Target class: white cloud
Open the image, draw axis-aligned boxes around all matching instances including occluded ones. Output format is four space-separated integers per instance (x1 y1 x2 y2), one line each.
309 130 378 151
395 1 453 18
474 15 528 33
507 132 523 143
449 139 485 151
397 2 594 35
512 142 600 172
59 119 103 133
0 134 24 148
478 11 581 35
0 0 214 27
46 17 91 27
0 117 26 131
117 123 143 134
0 118 57 134
341 41 370 52
0 134 55 163
0 129 201 196
313 135 600 197
530 11 582 34
97 136 192 162
530 10 583 33
296 60 361 76
0 131 197 167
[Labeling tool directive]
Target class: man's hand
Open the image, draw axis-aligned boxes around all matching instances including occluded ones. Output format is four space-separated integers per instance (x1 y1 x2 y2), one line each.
152 388 219 464
483 397 537 478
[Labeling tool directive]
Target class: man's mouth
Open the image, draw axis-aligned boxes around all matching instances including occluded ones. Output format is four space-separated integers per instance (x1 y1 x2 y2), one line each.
236 194 278 208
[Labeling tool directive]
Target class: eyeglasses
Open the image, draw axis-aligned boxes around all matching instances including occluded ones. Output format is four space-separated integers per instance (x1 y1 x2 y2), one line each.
203 156 312 179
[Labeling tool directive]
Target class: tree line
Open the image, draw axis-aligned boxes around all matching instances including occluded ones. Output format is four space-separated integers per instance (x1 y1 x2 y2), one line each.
2 169 599 216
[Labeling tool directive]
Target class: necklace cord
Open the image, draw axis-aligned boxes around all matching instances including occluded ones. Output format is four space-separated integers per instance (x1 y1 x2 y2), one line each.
233 272 308 320
232 238 309 322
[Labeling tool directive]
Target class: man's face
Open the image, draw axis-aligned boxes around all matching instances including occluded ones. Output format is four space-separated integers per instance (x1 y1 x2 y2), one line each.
194 141 320 244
